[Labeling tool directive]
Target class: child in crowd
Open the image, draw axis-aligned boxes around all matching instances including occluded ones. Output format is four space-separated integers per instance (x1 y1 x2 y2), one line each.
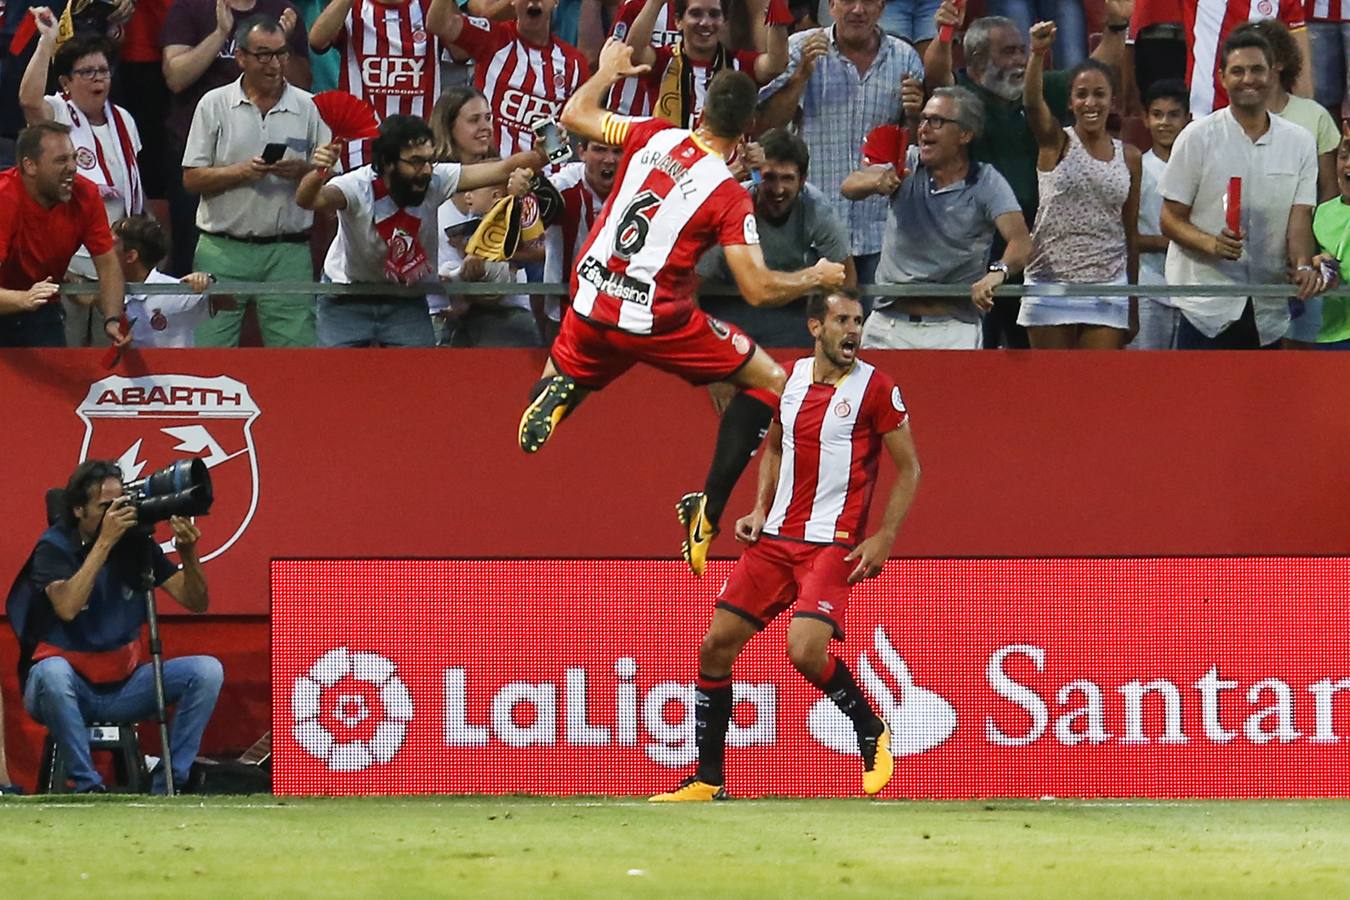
1129 78 1190 350
1311 140 1350 350
113 215 214 348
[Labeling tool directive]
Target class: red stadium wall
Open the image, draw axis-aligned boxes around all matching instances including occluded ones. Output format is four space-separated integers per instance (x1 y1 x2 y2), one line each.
1 349 1349 793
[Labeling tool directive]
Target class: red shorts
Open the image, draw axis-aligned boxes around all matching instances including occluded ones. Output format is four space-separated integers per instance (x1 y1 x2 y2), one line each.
715 536 853 640
551 308 756 390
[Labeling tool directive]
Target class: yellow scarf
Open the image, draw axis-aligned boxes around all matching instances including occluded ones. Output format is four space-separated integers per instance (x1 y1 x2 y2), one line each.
655 44 728 128
466 194 546 262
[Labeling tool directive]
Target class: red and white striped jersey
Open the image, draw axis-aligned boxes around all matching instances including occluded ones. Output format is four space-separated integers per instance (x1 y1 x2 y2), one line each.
607 0 681 114
615 46 761 123
335 0 443 169
570 116 758 334
544 161 607 290
764 358 909 546
451 17 589 156
1186 0 1305 115
1305 0 1349 21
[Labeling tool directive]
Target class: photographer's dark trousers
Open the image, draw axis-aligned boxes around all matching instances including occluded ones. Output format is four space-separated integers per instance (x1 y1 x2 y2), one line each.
24 655 224 793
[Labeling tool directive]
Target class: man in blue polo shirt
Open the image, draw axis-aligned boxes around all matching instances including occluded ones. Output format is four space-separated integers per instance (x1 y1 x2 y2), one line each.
841 86 1031 349
8 459 222 794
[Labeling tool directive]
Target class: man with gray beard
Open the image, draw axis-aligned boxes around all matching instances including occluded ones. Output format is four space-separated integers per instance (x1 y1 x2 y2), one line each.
923 0 1132 346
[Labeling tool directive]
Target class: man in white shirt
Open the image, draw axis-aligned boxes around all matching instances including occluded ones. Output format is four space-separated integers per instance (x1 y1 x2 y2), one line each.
1160 29 1322 349
296 114 544 346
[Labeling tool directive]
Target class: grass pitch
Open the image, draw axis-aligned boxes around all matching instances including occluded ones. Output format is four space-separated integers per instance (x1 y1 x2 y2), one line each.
2 797 1349 898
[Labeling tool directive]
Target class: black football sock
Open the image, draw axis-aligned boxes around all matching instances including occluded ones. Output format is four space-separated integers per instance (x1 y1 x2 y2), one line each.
694 671 734 786
702 391 774 527
813 656 883 739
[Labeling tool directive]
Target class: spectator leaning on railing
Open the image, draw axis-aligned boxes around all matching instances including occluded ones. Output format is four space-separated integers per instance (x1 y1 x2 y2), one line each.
0 122 129 348
1311 139 1350 349
19 18 143 349
841 86 1029 350
700 127 855 348
756 0 925 290
297 114 545 347
114 215 217 349
182 14 330 348
1160 29 1322 350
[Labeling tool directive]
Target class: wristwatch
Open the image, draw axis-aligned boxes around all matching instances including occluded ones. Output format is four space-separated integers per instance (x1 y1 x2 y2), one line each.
988 262 1010 279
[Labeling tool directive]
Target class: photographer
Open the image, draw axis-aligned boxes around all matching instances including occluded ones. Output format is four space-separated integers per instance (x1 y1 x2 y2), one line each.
10 460 222 794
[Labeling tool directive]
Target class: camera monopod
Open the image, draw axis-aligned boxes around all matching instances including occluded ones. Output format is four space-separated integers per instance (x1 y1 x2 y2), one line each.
132 528 177 796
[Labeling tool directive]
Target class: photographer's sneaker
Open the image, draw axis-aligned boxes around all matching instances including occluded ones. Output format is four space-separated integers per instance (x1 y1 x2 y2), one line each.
677 492 717 577
649 775 728 803
519 375 578 454
859 724 894 796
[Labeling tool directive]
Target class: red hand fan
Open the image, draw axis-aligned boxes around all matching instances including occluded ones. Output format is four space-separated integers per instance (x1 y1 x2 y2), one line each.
313 92 381 141
862 125 909 176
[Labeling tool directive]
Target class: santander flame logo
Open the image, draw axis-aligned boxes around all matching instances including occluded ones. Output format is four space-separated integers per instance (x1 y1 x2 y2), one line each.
808 626 958 756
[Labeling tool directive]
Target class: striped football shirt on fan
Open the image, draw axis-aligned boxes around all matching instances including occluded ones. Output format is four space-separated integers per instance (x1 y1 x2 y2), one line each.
764 358 909 547
451 17 588 156
607 0 681 114
570 115 757 335
544 161 606 291
1305 0 1349 20
1187 0 1305 116
335 0 443 169
619 47 760 123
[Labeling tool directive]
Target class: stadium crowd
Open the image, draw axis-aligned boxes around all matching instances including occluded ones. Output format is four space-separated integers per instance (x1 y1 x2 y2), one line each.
0 0 1348 350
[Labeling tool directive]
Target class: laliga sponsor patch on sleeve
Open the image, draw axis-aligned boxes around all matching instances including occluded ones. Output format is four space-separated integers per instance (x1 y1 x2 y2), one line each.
892 385 906 413
613 21 628 38
743 215 759 245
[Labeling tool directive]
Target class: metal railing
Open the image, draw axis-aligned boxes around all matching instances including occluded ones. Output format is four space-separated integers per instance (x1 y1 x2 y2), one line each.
57 281 1332 299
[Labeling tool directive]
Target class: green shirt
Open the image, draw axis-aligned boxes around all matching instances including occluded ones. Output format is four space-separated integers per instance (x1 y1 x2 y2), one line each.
957 69 1071 223
1313 197 1350 342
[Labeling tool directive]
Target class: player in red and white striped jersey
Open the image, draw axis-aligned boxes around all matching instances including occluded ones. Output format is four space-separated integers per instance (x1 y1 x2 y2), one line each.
1148 0 1311 115
650 290 921 802
427 0 589 156
618 0 788 125
542 140 622 313
518 38 845 576
309 0 444 169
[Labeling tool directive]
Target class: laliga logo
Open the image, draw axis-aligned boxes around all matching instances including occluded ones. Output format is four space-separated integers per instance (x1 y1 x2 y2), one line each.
808 626 957 756
292 647 414 772
78 375 261 562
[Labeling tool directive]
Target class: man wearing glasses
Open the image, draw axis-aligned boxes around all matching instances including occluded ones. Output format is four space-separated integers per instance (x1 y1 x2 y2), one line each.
162 0 311 275
841 86 1030 349
18 19 143 348
182 14 330 346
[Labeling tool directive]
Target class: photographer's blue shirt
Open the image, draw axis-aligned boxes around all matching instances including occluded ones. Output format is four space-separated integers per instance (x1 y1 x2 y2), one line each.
27 525 178 683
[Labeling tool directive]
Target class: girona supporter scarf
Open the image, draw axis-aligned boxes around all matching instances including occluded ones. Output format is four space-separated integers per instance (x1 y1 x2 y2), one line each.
655 43 728 128
371 174 432 284
62 94 144 215
466 193 545 262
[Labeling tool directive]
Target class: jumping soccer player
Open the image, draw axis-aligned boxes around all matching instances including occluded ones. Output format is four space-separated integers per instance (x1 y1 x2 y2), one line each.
651 289 921 801
519 38 846 577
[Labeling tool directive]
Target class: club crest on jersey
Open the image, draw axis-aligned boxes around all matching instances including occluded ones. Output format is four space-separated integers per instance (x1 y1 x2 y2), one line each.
75 147 96 170
150 309 168 332
411 27 428 43
707 317 731 340
834 400 852 418
77 375 262 564
891 386 906 412
1256 0 1273 11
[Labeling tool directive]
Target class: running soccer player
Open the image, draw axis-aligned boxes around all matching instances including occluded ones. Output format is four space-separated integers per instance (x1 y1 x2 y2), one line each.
651 289 921 801
519 38 846 576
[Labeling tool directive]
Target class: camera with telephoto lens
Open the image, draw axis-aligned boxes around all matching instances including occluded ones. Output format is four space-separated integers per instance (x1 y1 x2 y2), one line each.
124 459 214 525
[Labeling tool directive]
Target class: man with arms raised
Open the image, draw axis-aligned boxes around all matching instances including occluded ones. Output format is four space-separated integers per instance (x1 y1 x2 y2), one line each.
651 289 921 801
518 38 846 577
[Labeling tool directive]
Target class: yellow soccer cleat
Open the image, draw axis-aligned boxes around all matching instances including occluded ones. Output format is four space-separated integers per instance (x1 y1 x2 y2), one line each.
649 776 729 803
676 491 718 577
518 375 578 454
860 724 894 797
